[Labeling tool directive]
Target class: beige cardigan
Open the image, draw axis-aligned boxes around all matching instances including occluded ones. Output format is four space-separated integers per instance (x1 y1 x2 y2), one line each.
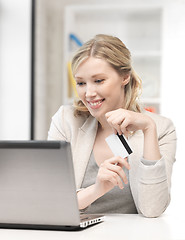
48 105 176 217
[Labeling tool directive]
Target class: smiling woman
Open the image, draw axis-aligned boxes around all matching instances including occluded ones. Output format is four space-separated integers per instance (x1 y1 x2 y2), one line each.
48 34 176 217
72 34 142 116
74 57 129 123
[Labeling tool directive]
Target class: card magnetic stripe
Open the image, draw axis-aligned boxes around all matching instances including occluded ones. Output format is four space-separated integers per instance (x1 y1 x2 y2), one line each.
117 134 132 155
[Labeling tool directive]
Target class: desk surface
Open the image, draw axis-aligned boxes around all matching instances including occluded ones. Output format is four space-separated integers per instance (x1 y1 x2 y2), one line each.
0 213 184 240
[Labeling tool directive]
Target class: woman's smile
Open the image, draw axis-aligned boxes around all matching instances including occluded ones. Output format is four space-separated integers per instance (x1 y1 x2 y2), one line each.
87 99 105 109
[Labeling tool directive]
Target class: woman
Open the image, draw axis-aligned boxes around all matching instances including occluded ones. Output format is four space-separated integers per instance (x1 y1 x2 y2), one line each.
48 34 176 217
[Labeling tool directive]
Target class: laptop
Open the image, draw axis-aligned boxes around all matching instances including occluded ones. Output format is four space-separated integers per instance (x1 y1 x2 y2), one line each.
0 140 104 230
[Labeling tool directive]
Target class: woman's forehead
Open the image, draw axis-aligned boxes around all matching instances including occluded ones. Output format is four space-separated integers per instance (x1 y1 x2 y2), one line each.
75 57 115 78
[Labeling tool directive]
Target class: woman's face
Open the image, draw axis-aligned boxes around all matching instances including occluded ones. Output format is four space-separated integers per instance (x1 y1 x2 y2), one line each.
74 57 129 122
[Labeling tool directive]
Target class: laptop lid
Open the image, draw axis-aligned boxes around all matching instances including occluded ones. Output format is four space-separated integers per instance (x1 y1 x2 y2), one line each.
0 141 81 230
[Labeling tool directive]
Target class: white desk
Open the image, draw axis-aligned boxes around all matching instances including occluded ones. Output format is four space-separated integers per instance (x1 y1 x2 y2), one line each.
0 213 184 240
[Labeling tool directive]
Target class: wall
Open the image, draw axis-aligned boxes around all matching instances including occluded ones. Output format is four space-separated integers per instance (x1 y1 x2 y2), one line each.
161 0 185 215
0 0 31 140
34 0 164 139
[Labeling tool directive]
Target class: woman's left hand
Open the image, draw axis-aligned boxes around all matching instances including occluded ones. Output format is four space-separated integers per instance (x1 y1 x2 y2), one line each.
105 108 155 136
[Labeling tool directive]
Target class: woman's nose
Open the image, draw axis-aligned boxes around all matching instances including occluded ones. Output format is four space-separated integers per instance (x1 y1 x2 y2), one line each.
85 84 97 98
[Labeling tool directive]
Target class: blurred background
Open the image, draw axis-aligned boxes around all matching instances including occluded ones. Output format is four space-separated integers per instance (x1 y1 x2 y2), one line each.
0 0 185 216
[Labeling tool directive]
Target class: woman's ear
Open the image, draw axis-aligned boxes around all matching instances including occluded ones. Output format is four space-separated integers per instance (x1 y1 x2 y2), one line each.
122 74 130 86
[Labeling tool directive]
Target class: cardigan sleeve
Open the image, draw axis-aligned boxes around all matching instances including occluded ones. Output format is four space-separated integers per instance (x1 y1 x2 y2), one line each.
137 117 176 218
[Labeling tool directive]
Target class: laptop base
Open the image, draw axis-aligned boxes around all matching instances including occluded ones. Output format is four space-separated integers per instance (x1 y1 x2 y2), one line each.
0 221 103 231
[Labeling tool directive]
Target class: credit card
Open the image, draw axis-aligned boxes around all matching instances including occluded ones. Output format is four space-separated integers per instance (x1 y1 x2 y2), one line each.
105 133 132 158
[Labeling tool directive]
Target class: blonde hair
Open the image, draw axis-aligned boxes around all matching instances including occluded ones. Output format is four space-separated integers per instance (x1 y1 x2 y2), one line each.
71 34 142 116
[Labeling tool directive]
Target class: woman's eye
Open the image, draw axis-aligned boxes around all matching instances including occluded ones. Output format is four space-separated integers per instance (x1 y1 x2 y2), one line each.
76 82 85 86
95 79 104 83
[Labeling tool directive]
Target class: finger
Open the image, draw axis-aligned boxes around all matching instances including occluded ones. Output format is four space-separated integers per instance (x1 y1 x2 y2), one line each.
106 156 131 170
113 128 118 135
105 110 115 118
107 164 128 185
117 158 131 171
101 159 129 186
105 111 127 135
106 119 121 134
105 109 125 119
120 119 130 136
111 124 122 135
108 170 124 189
115 175 124 189
99 168 121 188
106 117 123 135
106 114 125 125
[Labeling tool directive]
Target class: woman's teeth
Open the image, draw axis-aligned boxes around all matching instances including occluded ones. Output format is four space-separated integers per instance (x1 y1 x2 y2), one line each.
89 101 102 106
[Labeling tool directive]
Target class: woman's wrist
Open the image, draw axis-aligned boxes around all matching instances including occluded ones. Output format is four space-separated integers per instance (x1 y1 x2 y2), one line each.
77 184 102 210
142 116 156 135
142 117 161 161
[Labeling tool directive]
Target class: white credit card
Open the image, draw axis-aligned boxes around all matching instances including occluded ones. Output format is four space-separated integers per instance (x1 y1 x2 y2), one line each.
105 134 132 158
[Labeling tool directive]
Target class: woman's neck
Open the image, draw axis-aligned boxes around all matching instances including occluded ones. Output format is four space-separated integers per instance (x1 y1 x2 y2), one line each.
97 120 114 136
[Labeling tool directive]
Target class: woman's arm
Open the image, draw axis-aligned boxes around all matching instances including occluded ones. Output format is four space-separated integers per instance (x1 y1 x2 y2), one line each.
142 117 161 161
77 156 130 210
138 117 176 217
77 184 100 210
105 109 176 217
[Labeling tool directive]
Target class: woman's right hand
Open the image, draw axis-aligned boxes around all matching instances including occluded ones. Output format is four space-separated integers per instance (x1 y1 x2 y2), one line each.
77 156 130 210
94 156 131 197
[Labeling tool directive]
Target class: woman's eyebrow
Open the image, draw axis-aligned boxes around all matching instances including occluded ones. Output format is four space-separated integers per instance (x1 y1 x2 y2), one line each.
74 76 83 79
75 73 106 79
91 73 106 78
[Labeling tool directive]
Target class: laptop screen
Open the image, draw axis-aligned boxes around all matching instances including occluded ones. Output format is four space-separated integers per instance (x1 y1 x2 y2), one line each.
0 141 80 228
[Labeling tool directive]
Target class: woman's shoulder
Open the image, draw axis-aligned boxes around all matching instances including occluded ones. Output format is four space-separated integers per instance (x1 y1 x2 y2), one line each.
56 104 76 118
144 110 174 125
144 110 176 138
49 104 94 141
53 104 91 128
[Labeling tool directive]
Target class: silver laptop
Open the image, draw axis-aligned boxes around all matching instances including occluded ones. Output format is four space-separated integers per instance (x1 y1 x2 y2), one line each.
0 141 104 230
